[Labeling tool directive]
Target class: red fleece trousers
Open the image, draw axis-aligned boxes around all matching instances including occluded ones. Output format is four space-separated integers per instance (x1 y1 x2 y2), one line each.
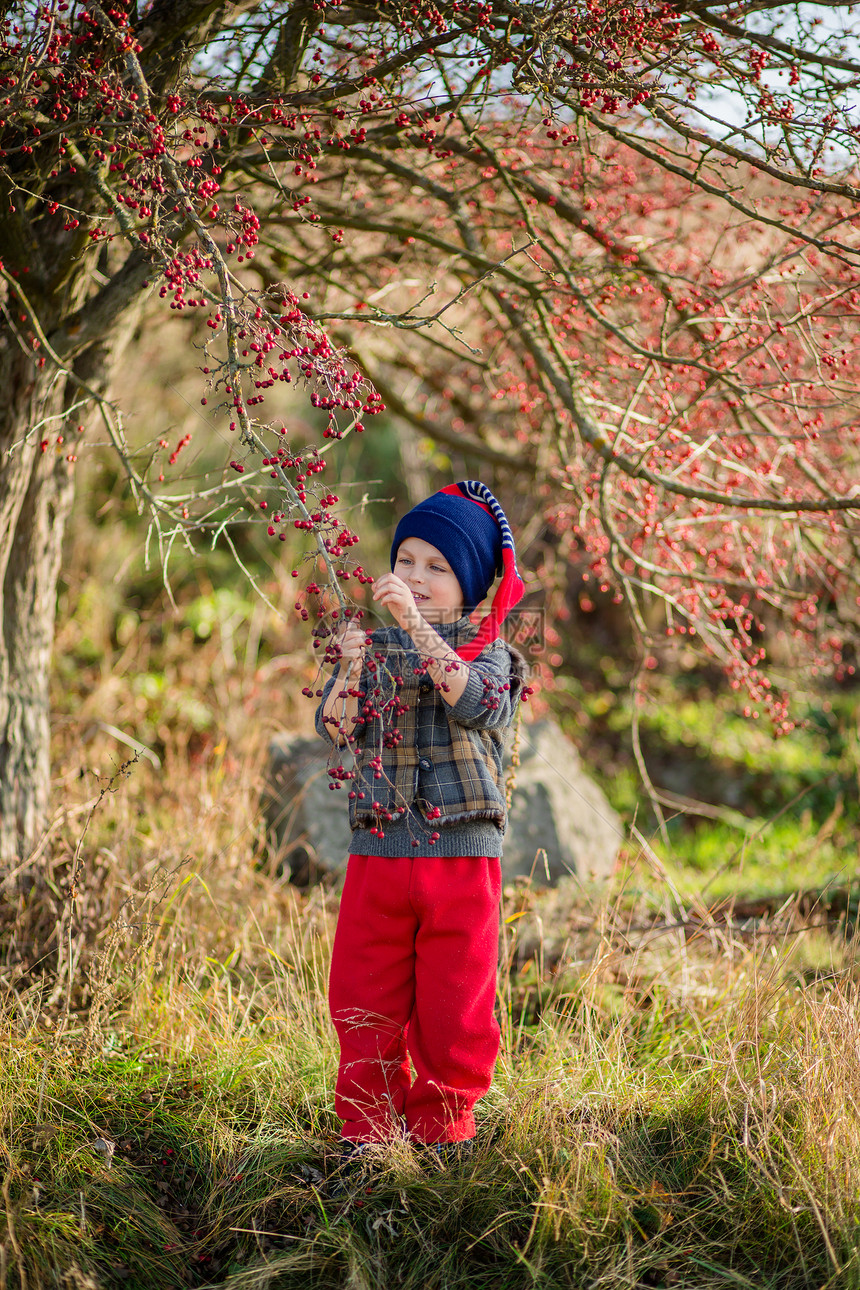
328 854 502 1144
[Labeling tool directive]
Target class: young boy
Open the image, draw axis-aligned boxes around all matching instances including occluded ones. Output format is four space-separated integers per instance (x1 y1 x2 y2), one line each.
315 480 525 1153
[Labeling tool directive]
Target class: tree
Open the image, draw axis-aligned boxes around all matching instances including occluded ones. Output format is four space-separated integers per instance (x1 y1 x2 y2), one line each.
2 0 860 866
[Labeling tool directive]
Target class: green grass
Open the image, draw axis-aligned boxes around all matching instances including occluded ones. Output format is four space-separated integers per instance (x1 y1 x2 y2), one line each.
4 845 860 1289
2 700 854 1289
559 671 859 831
659 813 856 904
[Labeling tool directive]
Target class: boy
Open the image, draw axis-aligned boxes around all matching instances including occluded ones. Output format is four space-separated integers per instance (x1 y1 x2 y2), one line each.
315 481 525 1154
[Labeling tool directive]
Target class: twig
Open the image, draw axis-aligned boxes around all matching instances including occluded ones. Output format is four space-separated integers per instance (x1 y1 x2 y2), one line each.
54 754 140 1041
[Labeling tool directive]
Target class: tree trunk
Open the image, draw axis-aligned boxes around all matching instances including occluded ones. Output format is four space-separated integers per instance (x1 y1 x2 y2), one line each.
0 343 71 868
0 329 136 871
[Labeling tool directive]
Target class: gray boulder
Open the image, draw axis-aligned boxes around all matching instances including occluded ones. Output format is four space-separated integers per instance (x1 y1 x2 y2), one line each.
263 720 621 887
262 733 353 885
503 721 622 886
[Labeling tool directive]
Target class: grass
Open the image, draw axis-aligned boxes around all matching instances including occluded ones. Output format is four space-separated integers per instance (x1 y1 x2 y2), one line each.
4 794 860 1289
657 812 856 906
3 496 860 1288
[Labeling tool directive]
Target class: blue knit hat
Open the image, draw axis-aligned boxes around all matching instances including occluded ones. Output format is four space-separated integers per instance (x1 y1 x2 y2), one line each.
391 481 525 659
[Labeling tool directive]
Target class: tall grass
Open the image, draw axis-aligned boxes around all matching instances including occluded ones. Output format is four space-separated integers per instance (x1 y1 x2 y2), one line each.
3 768 860 1290
2 499 859 1288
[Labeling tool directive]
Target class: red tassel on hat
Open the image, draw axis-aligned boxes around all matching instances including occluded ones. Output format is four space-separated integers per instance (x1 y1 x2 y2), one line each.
438 482 525 662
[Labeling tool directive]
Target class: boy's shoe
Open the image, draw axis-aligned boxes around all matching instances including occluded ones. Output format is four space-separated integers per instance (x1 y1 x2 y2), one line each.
326 1141 378 1199
422 1139 475 1169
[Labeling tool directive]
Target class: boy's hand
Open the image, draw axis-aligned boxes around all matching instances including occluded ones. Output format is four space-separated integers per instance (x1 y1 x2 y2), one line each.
337 621 367 672
372 572 421 630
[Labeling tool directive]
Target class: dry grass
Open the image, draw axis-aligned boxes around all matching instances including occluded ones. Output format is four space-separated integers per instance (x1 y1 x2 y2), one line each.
3 753 860 1290
2 499 860 1289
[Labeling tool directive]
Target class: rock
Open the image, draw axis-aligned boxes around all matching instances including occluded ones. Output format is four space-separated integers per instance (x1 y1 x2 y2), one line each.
262 733 353 884
502 720 622 886
263 719 622 887
89 1137 116 1168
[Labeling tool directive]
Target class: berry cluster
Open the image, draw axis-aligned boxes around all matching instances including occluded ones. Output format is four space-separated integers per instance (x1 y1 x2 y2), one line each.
1 0 858 742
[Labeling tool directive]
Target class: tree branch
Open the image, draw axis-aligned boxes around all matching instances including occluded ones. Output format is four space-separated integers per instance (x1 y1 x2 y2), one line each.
257 0 322 94
492 289 860 513
694 9 860 75
360 362 528 469
48 246 156 362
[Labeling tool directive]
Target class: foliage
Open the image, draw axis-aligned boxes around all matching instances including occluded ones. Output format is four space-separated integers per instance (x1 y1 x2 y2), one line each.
3 0 860 728
51 479 855 846
580 681 857 811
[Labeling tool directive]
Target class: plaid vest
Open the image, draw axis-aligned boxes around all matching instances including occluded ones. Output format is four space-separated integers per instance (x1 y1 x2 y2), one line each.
320 620 520 835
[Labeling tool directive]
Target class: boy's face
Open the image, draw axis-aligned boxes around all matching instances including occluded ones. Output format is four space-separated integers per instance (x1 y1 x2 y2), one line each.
393 537 465 624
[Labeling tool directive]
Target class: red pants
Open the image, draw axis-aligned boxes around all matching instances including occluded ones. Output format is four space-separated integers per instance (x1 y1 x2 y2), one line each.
328 854 502 1144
